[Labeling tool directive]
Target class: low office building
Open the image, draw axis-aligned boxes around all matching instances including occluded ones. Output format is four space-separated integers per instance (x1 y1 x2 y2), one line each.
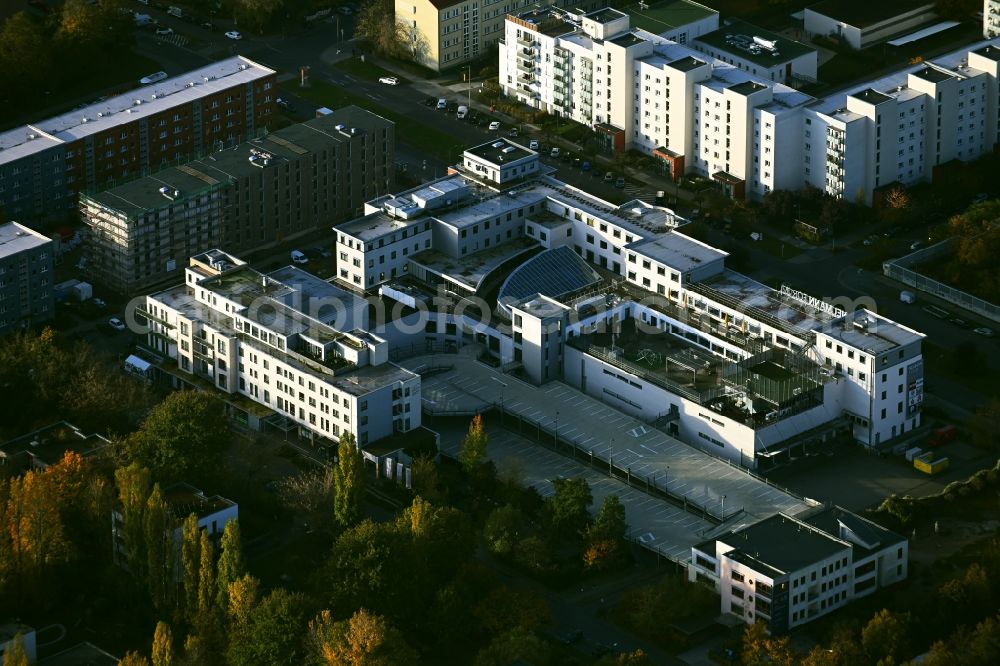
804 0 937 50
691 19 817 84
688 506 908 632
81 106 394 294
112 482 238 569
336 142 924 466
140 250 421 446
0 57 276 225
0 221 54 336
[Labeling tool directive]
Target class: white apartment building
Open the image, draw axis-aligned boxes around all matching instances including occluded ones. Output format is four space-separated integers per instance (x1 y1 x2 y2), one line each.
987 1 1000 38
501 7 1000 203
689 506 908 632
335 142 924 466
140 249 421 447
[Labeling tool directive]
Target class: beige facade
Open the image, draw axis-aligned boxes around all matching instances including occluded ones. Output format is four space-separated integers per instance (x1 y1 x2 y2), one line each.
397 0 594 71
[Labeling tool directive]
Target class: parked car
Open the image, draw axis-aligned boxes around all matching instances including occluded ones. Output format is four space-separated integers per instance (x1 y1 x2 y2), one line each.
603 171 613 183
974 327 995 337
528 139 539 150
154 26 173 35
290 250 308 264
508 127 518 137
615 177 626 189
550 147 560 158
950 316 969 328
909 241 922 250
108 317 127 332
378 76 399 85
488 121 501 131
446 101 458 113
456 105 468 119
581 161 591 172
436 98 447 110
225 30 242 40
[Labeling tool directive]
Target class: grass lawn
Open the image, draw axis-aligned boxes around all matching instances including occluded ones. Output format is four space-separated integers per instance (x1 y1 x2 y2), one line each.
333 57 409 84
0 51 163 129
281 79 461 162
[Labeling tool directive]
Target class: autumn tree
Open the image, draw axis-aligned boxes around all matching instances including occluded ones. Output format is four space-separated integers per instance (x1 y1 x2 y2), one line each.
144 484 173 611
276 467 336 532
483 504 526 557
216 520 245 610
459 415 488 474
333 433 365 529
543 477 592 537
3 632 30 666
410 454 443 504
118 652 151 666
5 469 70 603
473 626 550 666
195 530 220 645
226 574 261 639
740 621 796 666
125 391 230 483
308 608 419 666
0 13 53 95
226 588 310 666
473 585 551 636
181 514 201 621
355 0 409 58
151 621 173 666
861 608 911 664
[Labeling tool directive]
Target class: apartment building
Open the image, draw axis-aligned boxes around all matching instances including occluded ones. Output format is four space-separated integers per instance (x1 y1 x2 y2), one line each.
141 250 421 446
0 221 54 336
0 57 276 225
502 7 1000 203
335 141 925 465
689 506 908 632
987 1 1000 38
81 106 394 294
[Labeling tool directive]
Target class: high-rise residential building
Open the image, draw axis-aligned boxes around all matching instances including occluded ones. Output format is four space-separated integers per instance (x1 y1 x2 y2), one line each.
500 6 1000 204
0 57 276 225
0 221 54 336
81 106 394 294
140 250 421 447
987 1 1000 38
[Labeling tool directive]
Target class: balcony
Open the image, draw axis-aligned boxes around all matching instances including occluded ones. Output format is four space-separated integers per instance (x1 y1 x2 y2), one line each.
516 58 535 73
517 35 535 48
518 73 535 84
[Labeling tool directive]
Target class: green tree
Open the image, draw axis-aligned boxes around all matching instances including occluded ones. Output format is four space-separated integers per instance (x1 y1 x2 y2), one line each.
151 621 173 666
3 632 30 666
5 469 70 604
125 391 230 482
410 454 443 504
233 0 284 34
333 433 365 529
181 514 201 621
144 484 172 610
116 463 152 583
589 494 627 541
226 588 310 666
216 520 245 609
543 477 592 537
459 415 488 474
740 621 796 666
308 608 419 666
226 574 260 634
473 627 550 666
0 12 53 94
197 530 217 622
861 609 911 664
483 504 525 556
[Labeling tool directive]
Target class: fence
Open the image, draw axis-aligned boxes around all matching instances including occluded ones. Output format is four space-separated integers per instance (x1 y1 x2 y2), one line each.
883 238 1000 324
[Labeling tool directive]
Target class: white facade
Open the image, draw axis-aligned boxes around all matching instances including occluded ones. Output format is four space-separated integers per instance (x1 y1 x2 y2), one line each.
689 507 908 632
988 1 1000 38
804 2 937 50
141 250 421 447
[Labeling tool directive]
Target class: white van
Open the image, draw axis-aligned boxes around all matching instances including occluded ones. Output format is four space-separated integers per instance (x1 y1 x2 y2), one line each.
167 6 184 18
456 105 468 119
290 250 308 264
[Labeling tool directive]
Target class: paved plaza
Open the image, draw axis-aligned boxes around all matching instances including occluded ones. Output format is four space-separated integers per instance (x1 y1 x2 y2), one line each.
404 351 819 562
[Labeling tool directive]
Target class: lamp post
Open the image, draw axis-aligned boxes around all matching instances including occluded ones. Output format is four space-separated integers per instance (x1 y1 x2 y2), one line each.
609 436 614 473
555 410 559 445
721 494 727 521
465 64 473 108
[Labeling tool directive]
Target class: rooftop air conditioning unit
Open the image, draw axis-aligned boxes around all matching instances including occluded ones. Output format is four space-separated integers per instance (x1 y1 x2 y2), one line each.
159 186 180 200
335 124 346 131
81 117 88 123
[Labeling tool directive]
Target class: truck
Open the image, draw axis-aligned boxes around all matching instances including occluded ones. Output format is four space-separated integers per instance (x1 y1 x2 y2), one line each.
914 452 949 475
900 290 916 304
928 425 957 447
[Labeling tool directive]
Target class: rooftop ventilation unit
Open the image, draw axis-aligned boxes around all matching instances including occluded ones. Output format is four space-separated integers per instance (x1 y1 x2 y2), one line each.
502 146 516 154
491 141 504 148
159 186 180 200
81 117 88 123
335 124 346 131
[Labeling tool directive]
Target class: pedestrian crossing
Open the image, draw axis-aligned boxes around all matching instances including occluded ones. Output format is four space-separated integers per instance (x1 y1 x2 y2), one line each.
157 34 191 47
622 182 656 201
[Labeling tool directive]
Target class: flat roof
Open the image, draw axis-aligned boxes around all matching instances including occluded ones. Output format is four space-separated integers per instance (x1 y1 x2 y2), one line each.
85 107 389 217
0 221 51 258
163 482 235 521
627 231 727 272
807 0 933 29
804 505 905 559
465 138 535 166
887 20 959 47
513 293 572 318
414 236 538 292
852 88 894 105
694 19 814 67
585 7 627 24
0 57 275 168
912 65 955 84
718 513 849 575
514 8 576 38
819 309 924 353
669 55 708 72
729 80 768 96
973 44 1000 61
624 0 717 35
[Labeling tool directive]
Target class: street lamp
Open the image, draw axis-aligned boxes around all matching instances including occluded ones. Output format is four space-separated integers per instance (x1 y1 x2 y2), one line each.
465 65 472 109
721 494 727 521
555 410 559 444
609 436 614 470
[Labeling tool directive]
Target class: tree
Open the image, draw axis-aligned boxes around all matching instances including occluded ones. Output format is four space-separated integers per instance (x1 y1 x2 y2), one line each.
355 0 409 58
125 391 230 482
233 0 285 34
116 463 152 583
151 621 173 666
473 586 551 636
483 504 525 556
473 627 550 666
410 454 442 504
0 12 53 94
308 608 419 666
226 588 310 666
144 484 172 610
181 514 201 621
118 653 151 666
333 433 365 529
589 494 627 541
5 469 70 603
543 477 592 537
459 415 488 474
196 530 218 632
276 467 336 531
861 609 911 664
740 621 796 666
216 520 245 610
3 632 30 666
226 574 261 633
